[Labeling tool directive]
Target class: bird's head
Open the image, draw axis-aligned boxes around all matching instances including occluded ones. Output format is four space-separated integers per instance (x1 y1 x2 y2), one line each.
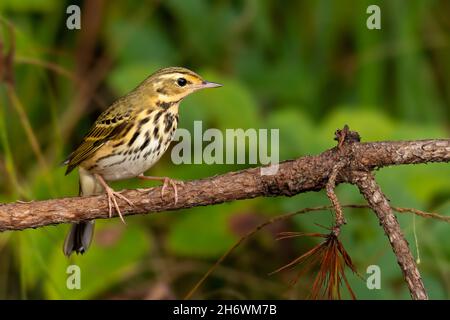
140 67 222 104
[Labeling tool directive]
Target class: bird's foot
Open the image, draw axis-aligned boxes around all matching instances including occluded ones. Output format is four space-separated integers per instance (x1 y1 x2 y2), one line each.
95 174 134 224
138 175 184 204
105 187 134 223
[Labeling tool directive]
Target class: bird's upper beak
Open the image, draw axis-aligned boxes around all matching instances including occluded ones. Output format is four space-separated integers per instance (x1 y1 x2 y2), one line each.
200 81 223 88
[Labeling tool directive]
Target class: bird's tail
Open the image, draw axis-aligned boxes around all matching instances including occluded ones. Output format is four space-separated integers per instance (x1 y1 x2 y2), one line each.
63 168 104 257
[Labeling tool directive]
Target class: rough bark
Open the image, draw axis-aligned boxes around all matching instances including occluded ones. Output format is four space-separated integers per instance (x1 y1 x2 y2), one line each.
1 138 448 232
0 129 449 300
352 171 428 300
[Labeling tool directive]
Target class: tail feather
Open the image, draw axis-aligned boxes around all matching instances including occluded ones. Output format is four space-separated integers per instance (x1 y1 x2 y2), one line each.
63 167 104 257
63 221 95 257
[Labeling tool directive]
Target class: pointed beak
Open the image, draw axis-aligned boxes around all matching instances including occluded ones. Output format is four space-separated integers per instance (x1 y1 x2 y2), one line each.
201 81 223 88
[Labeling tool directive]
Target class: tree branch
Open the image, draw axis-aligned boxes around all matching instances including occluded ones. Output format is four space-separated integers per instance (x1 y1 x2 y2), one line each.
351 171 428 300
0 137 448 232
0 128 448 299
326 161 347 233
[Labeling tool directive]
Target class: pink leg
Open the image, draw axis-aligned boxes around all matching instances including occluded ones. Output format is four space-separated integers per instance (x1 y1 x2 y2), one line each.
95 174 134 224
138 175 183 204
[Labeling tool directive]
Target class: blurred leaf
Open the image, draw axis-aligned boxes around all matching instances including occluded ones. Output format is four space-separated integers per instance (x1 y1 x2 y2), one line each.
0 0 58 12
106 19 177 65
168 204 239 258
44 222 151 299
108 62 161 95
183 73 261 130
267 107 316 157
320 108 396 146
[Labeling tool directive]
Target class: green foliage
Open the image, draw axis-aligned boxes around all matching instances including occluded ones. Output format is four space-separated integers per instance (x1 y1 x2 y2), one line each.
168 204 238 258
44 222 151 299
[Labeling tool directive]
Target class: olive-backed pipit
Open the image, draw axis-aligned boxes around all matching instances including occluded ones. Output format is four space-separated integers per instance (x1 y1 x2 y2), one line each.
63 67 222 257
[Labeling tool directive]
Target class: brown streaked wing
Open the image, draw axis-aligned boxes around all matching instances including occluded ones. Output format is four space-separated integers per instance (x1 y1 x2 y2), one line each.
64 113 132 175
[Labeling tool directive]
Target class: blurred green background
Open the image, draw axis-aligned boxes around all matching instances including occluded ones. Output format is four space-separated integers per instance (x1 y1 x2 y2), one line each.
0 0 449 299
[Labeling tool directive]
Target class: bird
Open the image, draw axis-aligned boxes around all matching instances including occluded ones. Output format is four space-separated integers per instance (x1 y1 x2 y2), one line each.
62 67 222 257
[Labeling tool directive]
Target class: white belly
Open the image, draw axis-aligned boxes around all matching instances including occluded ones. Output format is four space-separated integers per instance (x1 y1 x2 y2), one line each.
96 131 174 181
89 108 179 181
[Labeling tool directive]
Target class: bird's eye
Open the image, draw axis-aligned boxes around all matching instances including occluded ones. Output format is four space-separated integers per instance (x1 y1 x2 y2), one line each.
177 77 187 87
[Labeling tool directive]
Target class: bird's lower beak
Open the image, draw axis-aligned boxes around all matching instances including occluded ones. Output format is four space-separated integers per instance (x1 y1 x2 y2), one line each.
201 81 223 88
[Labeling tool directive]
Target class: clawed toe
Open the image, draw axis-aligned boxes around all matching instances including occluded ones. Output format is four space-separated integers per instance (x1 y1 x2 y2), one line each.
106 190 132 224
139 175 183 204
161 178 182 204
95 174 134 224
